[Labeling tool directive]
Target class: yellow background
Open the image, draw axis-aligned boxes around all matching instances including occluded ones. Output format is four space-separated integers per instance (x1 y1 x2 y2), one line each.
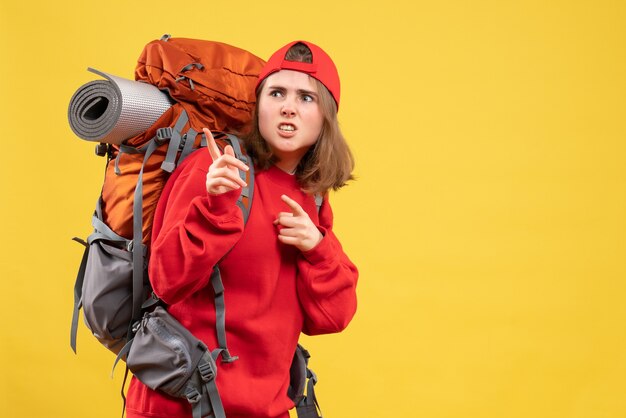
1 1 625 417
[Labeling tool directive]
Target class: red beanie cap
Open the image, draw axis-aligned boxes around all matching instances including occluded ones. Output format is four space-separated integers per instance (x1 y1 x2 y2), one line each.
255 40 340 110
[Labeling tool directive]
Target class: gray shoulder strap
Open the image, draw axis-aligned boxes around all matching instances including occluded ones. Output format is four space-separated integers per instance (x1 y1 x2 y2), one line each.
129 136 161 327
179 127 198 163
225 134 254 224
161 110 189 172
210 266 238 363
314 194 323 214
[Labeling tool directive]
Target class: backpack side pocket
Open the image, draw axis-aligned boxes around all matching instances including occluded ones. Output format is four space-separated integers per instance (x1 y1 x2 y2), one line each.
81 239 136 355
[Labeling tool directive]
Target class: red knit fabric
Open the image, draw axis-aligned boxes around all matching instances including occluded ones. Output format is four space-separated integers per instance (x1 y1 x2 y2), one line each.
125 148 358 418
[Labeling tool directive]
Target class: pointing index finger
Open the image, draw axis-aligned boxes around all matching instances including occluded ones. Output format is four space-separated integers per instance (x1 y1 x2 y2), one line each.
203 128 222 161
281 194 305 215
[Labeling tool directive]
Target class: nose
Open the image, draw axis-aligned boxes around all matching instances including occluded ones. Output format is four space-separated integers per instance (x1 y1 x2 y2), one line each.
281 104 296 118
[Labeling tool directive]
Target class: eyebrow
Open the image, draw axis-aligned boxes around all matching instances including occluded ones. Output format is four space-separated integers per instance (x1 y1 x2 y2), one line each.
266 85 318 97
297 89 318 97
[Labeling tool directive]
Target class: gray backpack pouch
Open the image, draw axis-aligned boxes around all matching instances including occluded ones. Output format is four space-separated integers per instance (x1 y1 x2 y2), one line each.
82 239 135 355
73 207 150 356
126 306 224 418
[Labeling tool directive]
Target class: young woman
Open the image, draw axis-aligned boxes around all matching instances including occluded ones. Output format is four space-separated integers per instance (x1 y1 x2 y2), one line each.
125 40 358 418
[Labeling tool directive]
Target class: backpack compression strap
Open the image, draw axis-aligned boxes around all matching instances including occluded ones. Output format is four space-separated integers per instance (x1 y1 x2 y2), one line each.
295 195 323 418
184 351 226 418
205 133 254 363
225 133 254 223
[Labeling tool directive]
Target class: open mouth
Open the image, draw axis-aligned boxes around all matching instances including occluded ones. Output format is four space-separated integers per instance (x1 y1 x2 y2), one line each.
279 123 296 132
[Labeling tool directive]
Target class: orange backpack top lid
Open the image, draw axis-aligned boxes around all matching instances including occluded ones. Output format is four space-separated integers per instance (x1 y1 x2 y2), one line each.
131 35 265 145
101 35 265 244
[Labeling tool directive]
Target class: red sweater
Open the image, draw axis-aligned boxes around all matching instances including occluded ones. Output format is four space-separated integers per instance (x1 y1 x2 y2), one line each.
125 148 358 418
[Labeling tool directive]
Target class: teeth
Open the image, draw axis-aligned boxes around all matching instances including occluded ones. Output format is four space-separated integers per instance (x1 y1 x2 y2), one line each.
279 124 295 131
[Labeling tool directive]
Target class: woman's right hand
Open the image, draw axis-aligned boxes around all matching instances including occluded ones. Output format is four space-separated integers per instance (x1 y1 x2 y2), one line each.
204 128 249 195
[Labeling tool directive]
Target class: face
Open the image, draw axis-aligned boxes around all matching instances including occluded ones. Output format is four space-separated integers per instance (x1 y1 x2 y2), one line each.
258 70 324 172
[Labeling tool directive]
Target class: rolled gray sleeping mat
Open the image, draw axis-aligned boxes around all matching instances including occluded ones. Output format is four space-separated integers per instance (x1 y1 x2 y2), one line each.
68 68 174 145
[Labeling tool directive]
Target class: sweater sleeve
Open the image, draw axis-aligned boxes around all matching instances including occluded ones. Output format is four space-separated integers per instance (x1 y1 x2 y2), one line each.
296 198 359 335
148 155 244 305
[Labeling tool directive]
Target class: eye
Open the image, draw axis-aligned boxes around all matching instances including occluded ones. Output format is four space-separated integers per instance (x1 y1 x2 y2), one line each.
301 94 314 103
269 89 283 98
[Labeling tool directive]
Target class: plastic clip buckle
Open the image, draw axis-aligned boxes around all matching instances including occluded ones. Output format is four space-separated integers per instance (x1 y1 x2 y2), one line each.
95 143 108 157
178 133 187 150
198 361 215 382
185 387 201 404
156 127 173 142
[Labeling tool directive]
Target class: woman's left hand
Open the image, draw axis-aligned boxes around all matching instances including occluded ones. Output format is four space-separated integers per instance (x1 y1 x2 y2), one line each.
274 195 323 252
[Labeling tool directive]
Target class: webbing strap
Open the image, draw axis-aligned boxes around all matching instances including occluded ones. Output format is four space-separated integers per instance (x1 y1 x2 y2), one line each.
199 355 226 418
69 242 89 353
190 401 202 418
115 143 145 175
314 194 323 213
210 267 238 363
198 134 250 365
225 134 254 224
90 207 129 244
224 134 245 169
203 379 225 418
130 138 161 330
161 110 189 172
185 353 225 418
179 128 198 163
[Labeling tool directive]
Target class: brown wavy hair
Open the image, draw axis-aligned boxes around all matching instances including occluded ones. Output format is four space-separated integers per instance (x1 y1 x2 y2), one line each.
242 43 355 195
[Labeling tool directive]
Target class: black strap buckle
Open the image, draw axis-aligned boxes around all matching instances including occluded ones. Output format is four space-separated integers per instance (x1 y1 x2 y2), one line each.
95 143 108 157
